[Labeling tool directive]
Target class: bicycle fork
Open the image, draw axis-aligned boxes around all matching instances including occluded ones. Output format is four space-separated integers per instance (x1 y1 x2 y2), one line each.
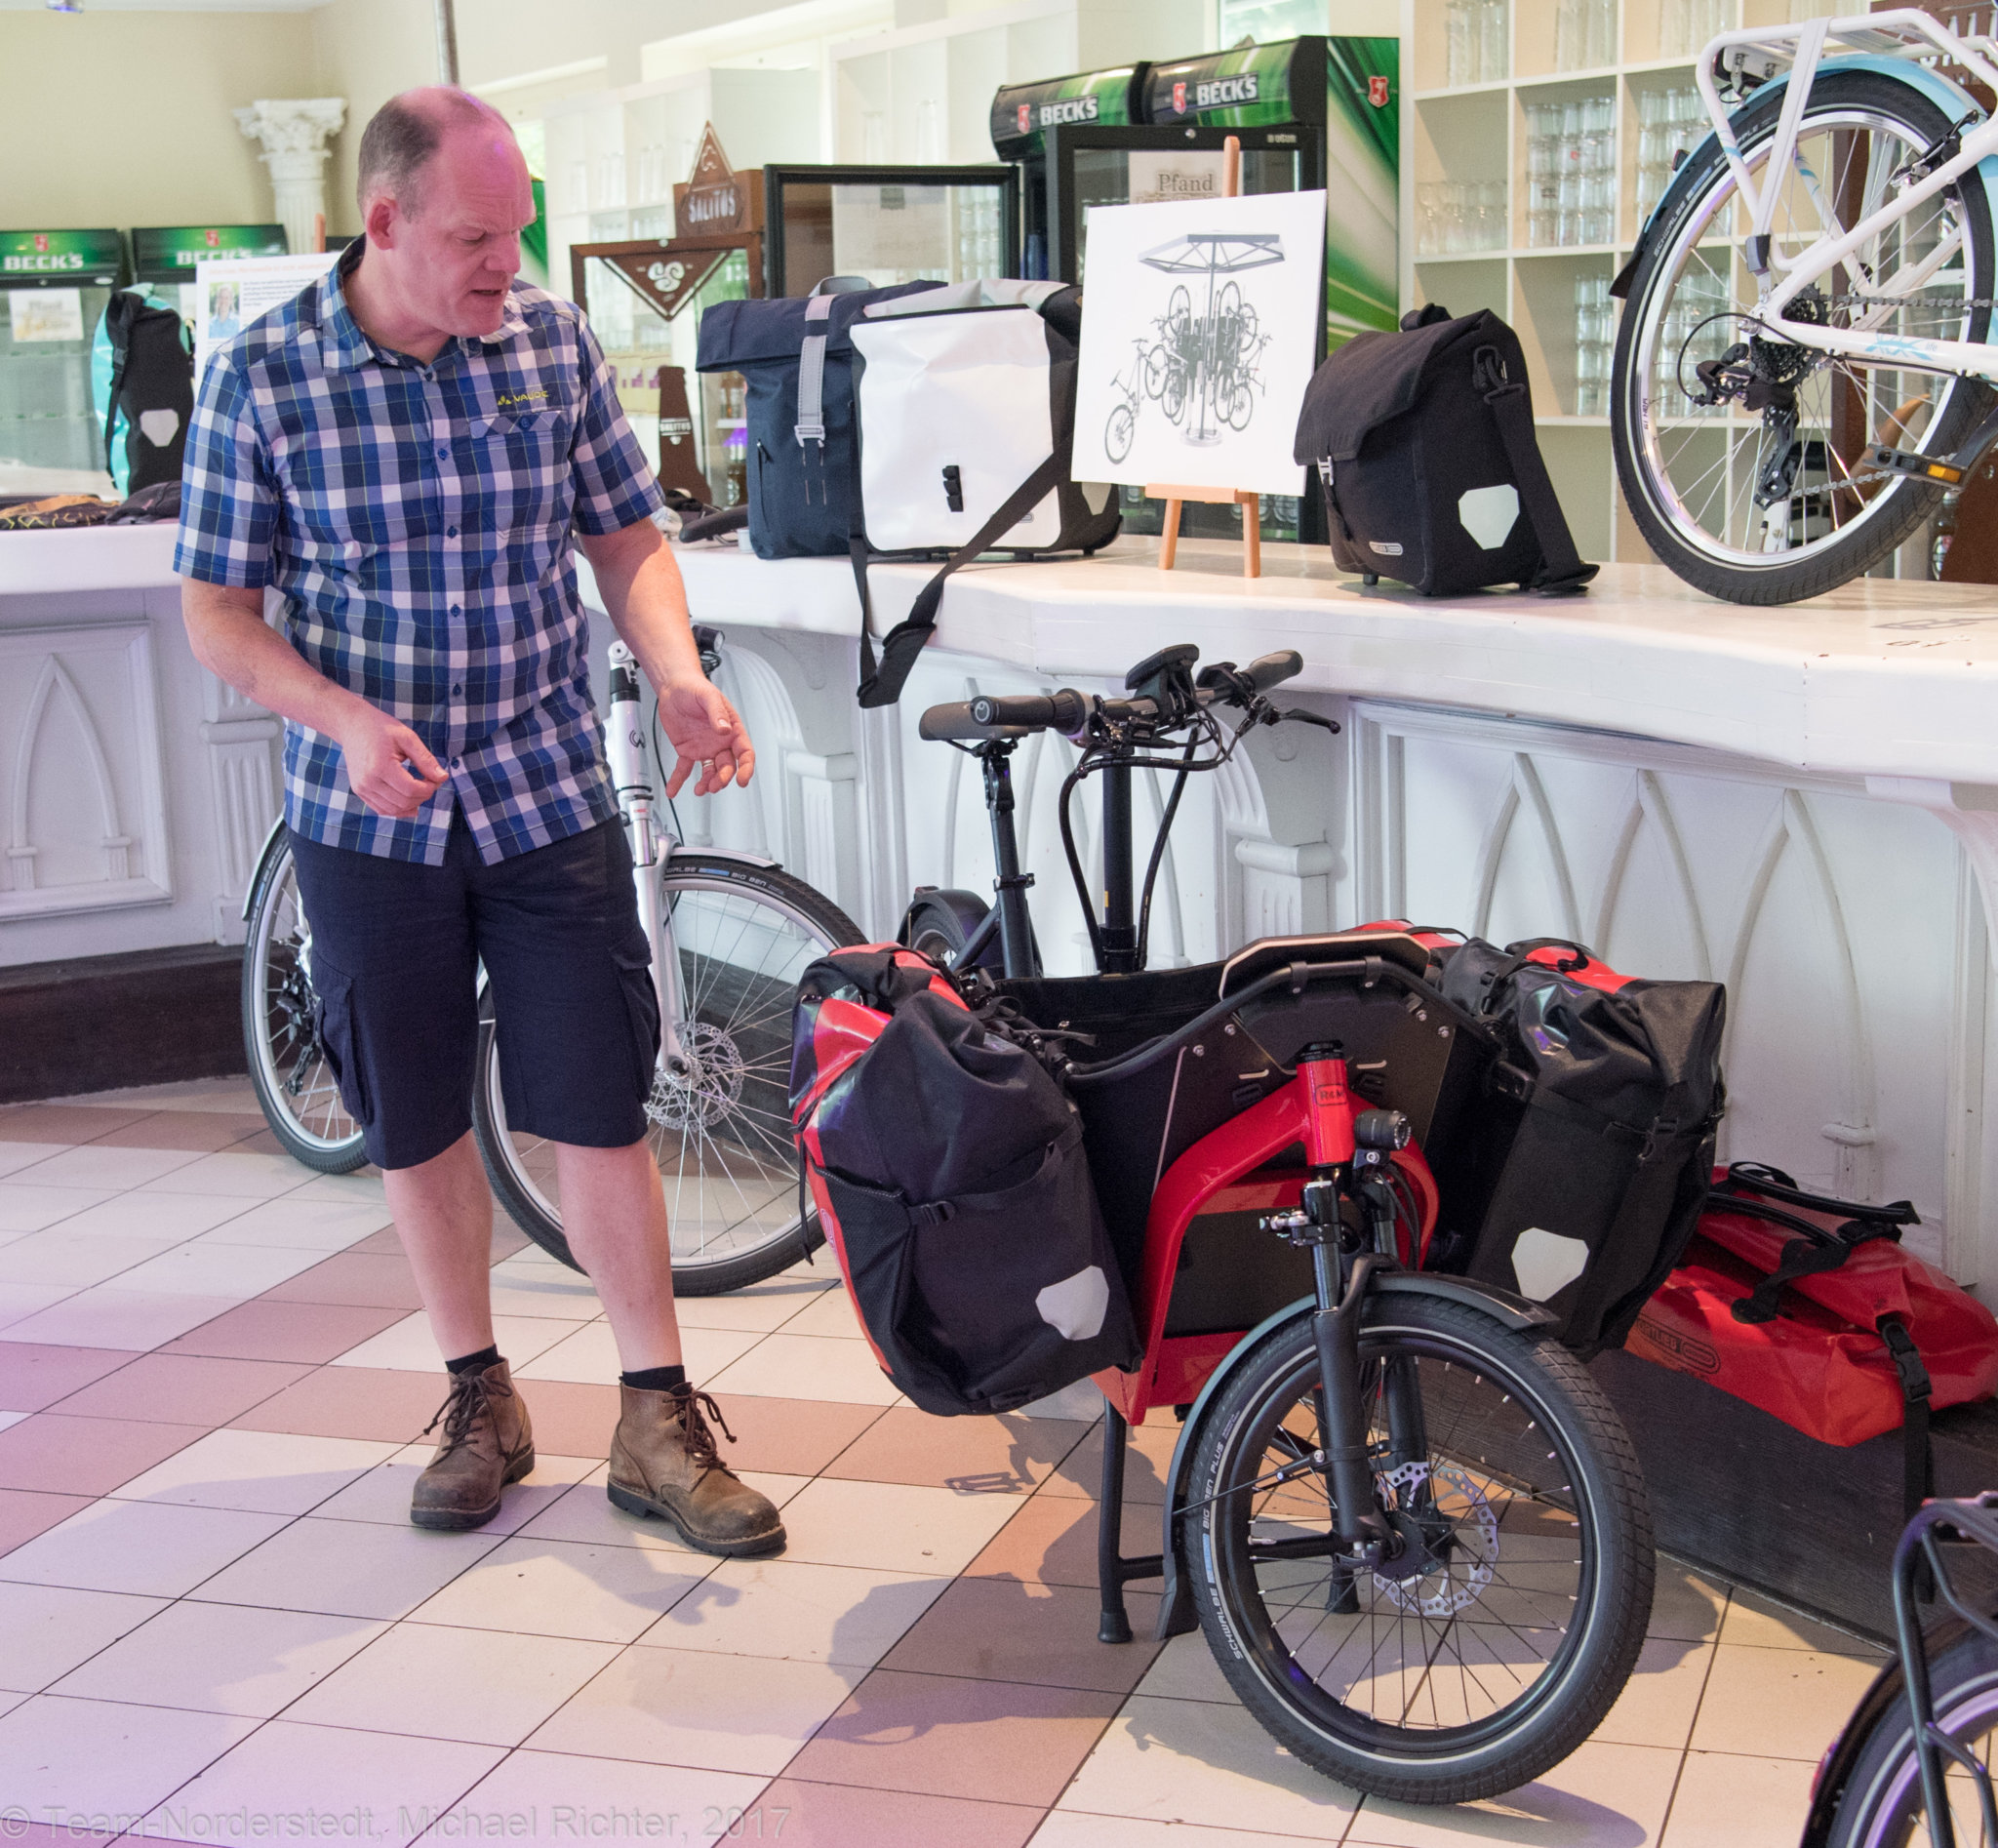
606 642 690 1079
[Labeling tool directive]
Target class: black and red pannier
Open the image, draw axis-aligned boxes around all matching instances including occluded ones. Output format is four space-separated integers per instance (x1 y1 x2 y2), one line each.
789 944 1139 1416
1628 1163 1998 1513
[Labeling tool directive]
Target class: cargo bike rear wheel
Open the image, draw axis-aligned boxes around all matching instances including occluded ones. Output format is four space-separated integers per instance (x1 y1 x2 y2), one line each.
1183 1294 1654 1804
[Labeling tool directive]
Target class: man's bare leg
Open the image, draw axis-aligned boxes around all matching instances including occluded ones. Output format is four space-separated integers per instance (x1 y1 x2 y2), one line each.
380 1130 497 1360
552 1138 682 1373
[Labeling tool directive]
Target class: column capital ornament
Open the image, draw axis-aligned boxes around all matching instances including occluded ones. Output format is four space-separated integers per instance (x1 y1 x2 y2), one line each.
233 99 347 260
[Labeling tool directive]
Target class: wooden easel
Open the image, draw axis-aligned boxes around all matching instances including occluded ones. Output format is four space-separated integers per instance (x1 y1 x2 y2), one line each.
1149 135 1262 580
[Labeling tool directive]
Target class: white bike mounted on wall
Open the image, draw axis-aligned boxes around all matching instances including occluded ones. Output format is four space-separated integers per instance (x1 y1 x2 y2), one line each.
240 627 862 1295
1612 9 1998 602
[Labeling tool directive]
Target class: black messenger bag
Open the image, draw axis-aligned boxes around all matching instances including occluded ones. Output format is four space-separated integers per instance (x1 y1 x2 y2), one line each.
1293 304 1597 597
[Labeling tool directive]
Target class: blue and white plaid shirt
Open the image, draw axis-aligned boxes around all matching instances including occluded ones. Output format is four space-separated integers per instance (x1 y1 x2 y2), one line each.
175 245 663 864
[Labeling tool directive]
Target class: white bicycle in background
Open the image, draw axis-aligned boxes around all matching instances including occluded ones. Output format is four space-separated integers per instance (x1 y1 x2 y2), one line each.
240 626 862 1295
1612 9 1998 602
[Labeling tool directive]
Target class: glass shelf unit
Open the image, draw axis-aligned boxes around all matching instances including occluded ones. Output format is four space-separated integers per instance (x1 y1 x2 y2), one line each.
1398 0 1851 567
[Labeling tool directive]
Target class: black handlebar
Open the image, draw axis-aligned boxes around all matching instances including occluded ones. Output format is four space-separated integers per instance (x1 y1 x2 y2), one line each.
1243 650 1303 694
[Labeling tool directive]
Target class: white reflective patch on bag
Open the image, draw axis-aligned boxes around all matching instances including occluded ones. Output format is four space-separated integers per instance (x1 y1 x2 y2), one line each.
1511 1226 1590 1302
139 407 180 448
852 305 1058 551
1459 482 1520 549
1036 1265 1110 1342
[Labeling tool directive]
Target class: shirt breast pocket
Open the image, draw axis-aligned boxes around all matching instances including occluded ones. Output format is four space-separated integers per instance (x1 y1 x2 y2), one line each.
471 406 575 533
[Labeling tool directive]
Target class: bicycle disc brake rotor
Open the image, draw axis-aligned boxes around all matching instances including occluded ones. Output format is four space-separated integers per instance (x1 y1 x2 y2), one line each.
1373 1461 1498 1618
648 1021 745 1133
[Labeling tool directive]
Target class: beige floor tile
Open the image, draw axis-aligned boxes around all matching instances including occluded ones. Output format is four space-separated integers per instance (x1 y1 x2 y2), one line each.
0 1282 80 1332
329 1310 578 1372
196 1195 394 1249
0 1581 166 1691
313 1443 600 1533
1057 1691 1361 1835
1019 1381 1110 1421
408 1532 708 1642
1690 1643 1884 1761
144 1148 309 1197
1134 1630 1239 1706
526 1642 863 1774
642 1556 952 1667
775 1474 1024 1575
141 1718 505 1848
0 1497 290 1596
514 1319 759 1386
1032 1817 1343 1848
1593 1636 1714 1751
285 1619 619 1745
3 1286 247 1349
779 1285 867 1341
0 1692 258 1823
1718 1587 1890 1659
0 1229 185 1289
480 1267 605 1321
1649 1563 1732 1645
289 1171 388 1203
39 1190 260 1241
450 1748 768 1842
707 1331 902 1405
46 1077 261 1113
503 1464 705 1554
7 1145 206 1189
188 1514 500 1620
672 1274 839 1334
1346 1741 1682 1846
51 1599 387 1715
108 1427 397 1515
110 1240 330 1298
0 1184 120 1234
0 1409 20 1433
1661 1749 1818 1847
0 1142 67 1180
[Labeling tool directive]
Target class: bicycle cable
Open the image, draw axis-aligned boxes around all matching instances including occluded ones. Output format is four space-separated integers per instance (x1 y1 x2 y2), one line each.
1136 734 1199 970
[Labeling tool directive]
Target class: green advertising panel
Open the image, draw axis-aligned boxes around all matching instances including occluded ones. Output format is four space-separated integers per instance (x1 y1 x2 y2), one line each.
131 223 288 280
991 65 1146 159
0 228 124 286
1324 37 1399 343
1142 38 1328 129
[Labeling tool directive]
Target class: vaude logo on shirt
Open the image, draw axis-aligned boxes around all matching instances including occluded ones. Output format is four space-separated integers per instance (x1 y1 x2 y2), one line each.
496 388 549 411
1036 96 1099 128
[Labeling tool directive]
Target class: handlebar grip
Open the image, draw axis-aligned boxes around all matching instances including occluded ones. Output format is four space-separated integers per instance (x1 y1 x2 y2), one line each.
918 702 991 742
969 690 1091 734
1242 650 1303 695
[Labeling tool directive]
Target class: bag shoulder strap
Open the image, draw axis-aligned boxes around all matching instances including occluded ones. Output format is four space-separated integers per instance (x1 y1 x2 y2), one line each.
1879 1315 1935 1520
794 292 838 447
102 291 139 473
853 449 1066 708
1476 348 1598 594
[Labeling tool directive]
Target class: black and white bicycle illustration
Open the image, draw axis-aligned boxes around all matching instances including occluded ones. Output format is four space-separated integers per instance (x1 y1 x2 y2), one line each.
1102 232 1284 462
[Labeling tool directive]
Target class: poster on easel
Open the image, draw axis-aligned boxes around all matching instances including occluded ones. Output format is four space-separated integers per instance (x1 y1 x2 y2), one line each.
1069 188 1325 501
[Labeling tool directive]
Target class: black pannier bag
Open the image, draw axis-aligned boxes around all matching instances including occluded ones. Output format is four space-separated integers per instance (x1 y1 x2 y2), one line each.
1427 936 1726 1357
102 290 194 495
790 945 1140 1416
1293 303 1598 597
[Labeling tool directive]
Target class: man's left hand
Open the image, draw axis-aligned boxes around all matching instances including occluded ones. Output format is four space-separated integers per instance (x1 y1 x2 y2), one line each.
658 676 756 798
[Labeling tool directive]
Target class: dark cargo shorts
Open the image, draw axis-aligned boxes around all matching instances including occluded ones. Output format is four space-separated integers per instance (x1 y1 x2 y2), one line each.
288 812 660 1173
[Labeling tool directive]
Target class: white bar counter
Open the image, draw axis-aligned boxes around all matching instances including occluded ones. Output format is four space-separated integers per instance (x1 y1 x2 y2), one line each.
5 524 1997 1296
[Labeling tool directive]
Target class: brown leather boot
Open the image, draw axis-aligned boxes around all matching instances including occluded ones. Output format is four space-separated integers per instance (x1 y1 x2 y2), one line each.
606 1383 784 1557
411 1359 535 1531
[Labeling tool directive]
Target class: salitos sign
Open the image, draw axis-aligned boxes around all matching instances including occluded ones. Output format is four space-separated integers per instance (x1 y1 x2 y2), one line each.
672 125 762 238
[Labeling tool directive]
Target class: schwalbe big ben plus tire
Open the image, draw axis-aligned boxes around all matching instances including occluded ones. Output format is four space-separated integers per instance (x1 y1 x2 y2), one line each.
1184 1296 1654 1804
1612 70 1996 604
473 855 861 1294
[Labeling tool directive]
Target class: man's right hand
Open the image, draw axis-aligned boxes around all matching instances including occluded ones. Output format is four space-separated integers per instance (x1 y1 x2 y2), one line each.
336 704 450 820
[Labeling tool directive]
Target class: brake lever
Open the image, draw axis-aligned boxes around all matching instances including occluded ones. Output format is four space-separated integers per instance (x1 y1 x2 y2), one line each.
1274 706 1341 735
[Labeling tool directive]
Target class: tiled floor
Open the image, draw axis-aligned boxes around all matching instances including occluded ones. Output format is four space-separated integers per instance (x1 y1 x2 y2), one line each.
0 1079 1887 1847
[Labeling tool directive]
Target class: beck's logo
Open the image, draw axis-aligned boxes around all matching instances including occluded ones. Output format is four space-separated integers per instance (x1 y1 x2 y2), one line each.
1369 74 1391 107
32 233 47 254
206 227 221 247
1018 102 1030 134
1173 80 1187 113
1194 74 1259 107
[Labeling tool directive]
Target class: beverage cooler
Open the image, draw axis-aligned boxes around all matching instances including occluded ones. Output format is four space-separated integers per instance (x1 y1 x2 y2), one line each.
130 224 288 323
991 36 1400 545
0 229 125 482
762 165 1021 298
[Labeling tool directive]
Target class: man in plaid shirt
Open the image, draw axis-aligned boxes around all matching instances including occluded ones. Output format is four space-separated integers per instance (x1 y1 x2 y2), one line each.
177 88 783 1554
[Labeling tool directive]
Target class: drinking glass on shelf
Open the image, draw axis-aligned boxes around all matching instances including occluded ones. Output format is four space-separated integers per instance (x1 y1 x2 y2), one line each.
1584 0 1615 70
1448 0 1474 86
1479 0 1509 81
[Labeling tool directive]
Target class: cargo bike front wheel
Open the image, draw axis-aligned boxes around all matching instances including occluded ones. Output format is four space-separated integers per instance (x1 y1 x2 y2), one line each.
1184 1293 1654 1804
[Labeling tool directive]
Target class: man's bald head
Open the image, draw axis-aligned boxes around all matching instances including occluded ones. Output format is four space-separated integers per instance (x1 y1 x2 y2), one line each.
355 87 515 218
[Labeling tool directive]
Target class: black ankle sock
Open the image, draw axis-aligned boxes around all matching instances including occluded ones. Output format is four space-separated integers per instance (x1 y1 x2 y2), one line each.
447 1345 501 1376
621 1363 687 1393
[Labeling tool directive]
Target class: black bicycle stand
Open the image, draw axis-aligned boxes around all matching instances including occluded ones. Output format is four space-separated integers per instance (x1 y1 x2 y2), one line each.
1095 1403 1165 1644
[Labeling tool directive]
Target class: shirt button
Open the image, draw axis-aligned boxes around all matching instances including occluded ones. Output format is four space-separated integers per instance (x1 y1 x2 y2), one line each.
452 682 463 696
452 756 462 769
447 526 458 539
436 444 448 459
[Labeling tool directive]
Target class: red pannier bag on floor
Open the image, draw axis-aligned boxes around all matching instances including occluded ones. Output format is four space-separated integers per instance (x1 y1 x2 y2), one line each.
1627 1162 1998 1515
788 944 1140 1417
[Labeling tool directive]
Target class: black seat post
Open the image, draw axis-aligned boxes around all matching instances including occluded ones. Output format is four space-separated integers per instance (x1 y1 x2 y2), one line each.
1099 749 1139 974
979 743 1037 981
